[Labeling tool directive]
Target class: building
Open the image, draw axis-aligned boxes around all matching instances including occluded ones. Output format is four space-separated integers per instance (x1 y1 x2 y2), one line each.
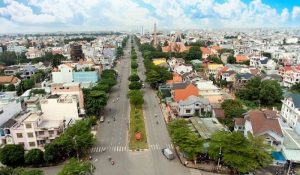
6 44 26 53
25 47 44 59
235 110 284 147
172 83 199 102
51 83 85 113
281 93 300 128
190 117 227 140
0 95 22 127
207 64 224 77
279 65 300 87
173 64 193 75
70 44 84 61
52 64 74 83
40 94 82 124
0 76 21 87
195 80 223 104
2 112 64 150
177 95 211 117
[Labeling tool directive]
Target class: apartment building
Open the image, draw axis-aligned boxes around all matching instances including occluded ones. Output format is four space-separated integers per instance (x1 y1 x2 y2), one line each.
281 93 300 128
1 112 63 150
40 94 81 124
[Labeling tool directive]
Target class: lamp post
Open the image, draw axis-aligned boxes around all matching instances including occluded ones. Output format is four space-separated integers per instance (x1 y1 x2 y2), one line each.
73 136 79 160
217 147 222 170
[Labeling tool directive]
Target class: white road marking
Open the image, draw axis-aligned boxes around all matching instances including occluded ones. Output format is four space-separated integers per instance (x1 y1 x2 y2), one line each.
189 169 202 175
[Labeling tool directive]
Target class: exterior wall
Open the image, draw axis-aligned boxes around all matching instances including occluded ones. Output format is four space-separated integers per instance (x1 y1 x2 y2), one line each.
281 98 300 128
40 98 79 121
52 66 73 83
51 84 84 109
178 103 210 117
73 71 99 83
243 120 253 137
0 98 22 126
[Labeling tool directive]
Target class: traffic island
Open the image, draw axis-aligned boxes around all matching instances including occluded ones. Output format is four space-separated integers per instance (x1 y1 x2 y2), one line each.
128 104 148 150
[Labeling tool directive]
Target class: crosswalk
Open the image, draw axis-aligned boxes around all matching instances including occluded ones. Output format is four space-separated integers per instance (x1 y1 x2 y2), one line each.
189 169 202 175
90 146 128 153
149 143 174 150
90 143 174 153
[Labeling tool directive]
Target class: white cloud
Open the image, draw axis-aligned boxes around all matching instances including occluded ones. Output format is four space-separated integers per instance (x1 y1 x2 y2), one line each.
292 6 300 19
0 1 56 24
0 0 299 33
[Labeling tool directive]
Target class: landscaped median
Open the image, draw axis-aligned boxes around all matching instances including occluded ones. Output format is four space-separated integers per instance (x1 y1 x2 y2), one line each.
127 41 148 151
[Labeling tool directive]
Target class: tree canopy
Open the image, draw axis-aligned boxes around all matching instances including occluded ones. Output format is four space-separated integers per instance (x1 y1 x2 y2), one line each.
0 144 25 166
184 46 202 61
58 158 95 175
127 90 144 107
227 55 236 64
25 149 44 165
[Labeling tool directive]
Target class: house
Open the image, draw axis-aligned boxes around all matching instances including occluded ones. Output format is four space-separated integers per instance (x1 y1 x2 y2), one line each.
235 110 284 146
166 73 183 85
280 125 300 163
235 55 249 63
177 95 211 117
153 58 167 66
0 76 21 87
207 64 224 77
2 112 64 150
40 94 82 124
280 93 300 128
172 83 199 102
51 83 85 114
0 95 22 127
279 65 300 87
195 80 223 104
52 64 74 83
220 70 236 83
167 57 185 70
173 64 193 75
190 117 228 140
4 66 20 76
25 47 44 59
201 47 212 60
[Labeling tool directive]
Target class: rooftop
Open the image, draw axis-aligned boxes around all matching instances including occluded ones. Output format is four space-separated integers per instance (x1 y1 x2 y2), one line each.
190 117 227 140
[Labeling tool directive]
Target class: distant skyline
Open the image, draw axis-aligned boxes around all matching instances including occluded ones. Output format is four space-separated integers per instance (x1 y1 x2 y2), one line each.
0 0 300 33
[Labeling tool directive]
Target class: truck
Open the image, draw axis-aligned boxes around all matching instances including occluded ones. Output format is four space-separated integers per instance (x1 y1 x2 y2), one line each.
162 148 174 160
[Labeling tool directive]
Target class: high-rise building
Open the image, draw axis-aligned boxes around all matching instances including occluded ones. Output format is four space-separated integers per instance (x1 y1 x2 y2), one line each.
70 44 84 61
141 26 144 36
153 22 157 48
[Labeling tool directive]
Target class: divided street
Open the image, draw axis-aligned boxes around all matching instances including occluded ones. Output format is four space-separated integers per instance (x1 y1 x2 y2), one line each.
91 37 216 175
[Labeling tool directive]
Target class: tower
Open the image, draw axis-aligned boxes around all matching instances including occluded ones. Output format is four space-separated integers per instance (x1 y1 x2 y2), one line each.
141 26 144 35
153 22 157 48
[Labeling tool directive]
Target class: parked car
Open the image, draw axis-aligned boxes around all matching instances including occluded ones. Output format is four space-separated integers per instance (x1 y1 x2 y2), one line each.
162 148 174 160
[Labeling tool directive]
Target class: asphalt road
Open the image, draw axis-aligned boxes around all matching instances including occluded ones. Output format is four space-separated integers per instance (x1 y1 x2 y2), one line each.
86 37 220 175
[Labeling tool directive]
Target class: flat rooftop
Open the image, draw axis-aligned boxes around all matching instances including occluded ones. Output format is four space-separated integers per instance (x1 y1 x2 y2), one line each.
190 117 227 140
24 113 40 122
38 120 62 129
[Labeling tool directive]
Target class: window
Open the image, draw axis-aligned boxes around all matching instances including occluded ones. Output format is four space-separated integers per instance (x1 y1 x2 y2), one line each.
38 131 44 135
18 142 24 147
29 142 36 147
48 130 54 135
186 109 191 113
27 132 34 138
25 123 32 129
16 133 23 138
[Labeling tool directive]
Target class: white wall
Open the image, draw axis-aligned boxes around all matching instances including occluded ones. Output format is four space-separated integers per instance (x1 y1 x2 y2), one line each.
52 65 73 83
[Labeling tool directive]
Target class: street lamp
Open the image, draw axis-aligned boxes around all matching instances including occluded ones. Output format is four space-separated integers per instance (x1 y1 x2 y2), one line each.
73 136 79 160
217 147 222 170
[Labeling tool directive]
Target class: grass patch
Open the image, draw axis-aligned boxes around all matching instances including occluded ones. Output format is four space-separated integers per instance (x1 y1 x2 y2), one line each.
129 104 148 150
131 68 137 74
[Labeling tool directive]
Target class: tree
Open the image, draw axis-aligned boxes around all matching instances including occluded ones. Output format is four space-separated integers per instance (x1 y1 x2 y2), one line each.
163 40 168 46
262 52 271 59
259 80 282 106
128 74 140 82
25 149 44 165
0 144 25 166
0 167 43 175
116 47 124 59
290 82 300 93
129 82 142 90
146 66 172 88
209 131 272 173
127 90 144 106
236 77 262 101
182 134 204 161
184 46 202 61
58 158 95 175
84 90 108 116
131 62 138 69
211 56 223 64
227 55 236 64
221 99 245 119
6 84 15 91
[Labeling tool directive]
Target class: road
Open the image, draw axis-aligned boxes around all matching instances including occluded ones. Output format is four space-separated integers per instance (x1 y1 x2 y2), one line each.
86 37 218 175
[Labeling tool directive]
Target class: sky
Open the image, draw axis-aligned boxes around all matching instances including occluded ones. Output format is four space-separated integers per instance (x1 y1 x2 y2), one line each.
0 0 300 33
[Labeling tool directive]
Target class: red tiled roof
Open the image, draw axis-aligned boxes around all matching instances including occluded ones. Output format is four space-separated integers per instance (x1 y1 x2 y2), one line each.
0 76 19 84
200 47 211 55
235 118 245 126
174 84 199 102
236 55 249 63
167 73 183 85
246 110 283 136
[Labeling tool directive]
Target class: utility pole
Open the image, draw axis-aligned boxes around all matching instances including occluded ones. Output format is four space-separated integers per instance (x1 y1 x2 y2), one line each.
217 147 222 170
73 136 79 160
